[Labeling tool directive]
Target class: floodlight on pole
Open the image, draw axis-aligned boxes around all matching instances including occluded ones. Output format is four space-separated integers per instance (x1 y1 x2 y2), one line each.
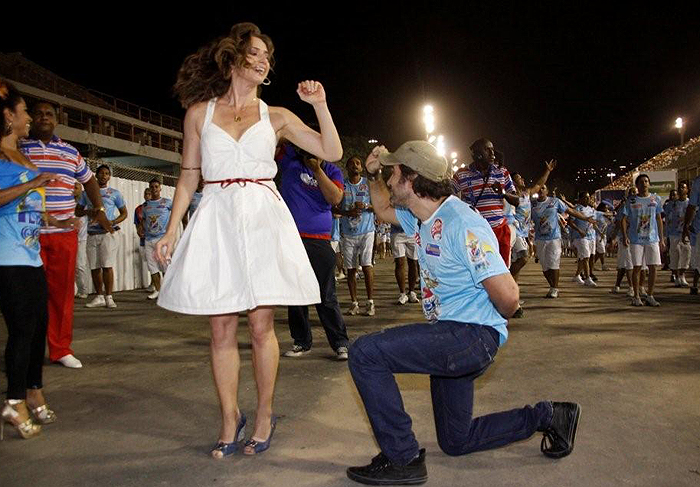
423 105 435 139
450 151 458 159
607 172 616 183
436 135 446 157
675 117 685 145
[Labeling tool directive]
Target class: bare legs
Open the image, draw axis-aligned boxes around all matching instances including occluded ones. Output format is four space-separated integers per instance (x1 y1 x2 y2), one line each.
543 269 560 288
347 266 374 302
209 306 278 453
90 268 114 295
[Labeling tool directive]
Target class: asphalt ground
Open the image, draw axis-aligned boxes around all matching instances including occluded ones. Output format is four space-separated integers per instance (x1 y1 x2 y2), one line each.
1 255 699 487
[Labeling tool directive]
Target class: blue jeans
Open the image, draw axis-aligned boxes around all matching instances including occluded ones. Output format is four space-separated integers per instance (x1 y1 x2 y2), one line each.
348 321 553 465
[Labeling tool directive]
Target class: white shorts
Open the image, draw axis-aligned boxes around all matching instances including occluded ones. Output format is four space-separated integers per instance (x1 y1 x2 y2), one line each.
86 232 118 269
342 232 374 268
511 236 529 261
630 242 661 267
596 235 607 254
535 239 562 271
391 232 418 260
508 224 517 247
330 240 340 253
574 238 595 259
145 238 168 274
616 239 633 270
691 243 700 271
669 236 691 270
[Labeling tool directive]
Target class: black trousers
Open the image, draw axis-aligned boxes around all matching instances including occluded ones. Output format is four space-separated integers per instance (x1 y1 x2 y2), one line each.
288 238 349 350
0 266 48 399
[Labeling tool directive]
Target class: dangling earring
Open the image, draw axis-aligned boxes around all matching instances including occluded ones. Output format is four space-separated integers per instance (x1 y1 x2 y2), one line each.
5 122 12 134
262 78 271 86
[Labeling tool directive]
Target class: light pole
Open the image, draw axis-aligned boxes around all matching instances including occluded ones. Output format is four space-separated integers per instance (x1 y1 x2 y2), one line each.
607 172 616 184
675 117 685 145
423 105 435 140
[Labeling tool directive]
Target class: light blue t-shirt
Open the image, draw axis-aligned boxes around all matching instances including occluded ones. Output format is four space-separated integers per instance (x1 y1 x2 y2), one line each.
188 191 203 218
514 194 532 238
623 193 663 245
570 204 595 240
688 176 700 237
340 177 375 236
531 197 567 241
331 217 340 242
595 211 611 237
142 197 172 241
395 196 509 345
0 160 45 267
78 186 125 234
665 199 688 238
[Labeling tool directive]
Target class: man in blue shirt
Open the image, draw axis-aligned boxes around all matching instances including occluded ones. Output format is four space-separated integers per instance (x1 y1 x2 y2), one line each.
667 181 691 287
345 141 581 486
76 165 127 309
276 142 350 360
141 178 172 300
683 175 700 294
339 156 376 316
621 174 665 306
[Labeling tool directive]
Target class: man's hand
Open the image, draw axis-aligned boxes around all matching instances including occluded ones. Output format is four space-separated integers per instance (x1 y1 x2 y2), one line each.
303 156 322 174
659 239 666 253
545 159 557 172
32 172 59 188
94 211 115 234
491 181 504 195
365 145 387 176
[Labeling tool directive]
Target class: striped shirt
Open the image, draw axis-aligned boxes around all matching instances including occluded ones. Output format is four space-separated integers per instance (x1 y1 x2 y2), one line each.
20 136 93 234
452 163 515 227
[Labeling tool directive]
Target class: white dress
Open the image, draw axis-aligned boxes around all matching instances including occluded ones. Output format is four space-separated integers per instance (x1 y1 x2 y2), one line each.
157 98 321 315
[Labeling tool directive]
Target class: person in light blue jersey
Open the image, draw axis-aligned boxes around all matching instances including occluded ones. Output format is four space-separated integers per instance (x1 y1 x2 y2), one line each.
182 178 204 230
339 156 376 316
141 178 172 300
531 184 594 298
621 174 665 306
610 187 636 295
564 192 597 286
667 181 691 286
345 141 581 486
593 202 613 272
682 175 700 294
75 165 127 309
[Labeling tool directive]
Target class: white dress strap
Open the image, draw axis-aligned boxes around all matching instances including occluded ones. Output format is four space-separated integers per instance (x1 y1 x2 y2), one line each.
203 98 217 130
259 99 270 121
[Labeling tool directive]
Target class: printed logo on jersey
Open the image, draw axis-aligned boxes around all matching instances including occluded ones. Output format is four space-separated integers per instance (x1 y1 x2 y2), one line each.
431 218 443 241
359 184 368 192
466 231 496 271
426 243 441 256
300 172 319 187
420 268 441 322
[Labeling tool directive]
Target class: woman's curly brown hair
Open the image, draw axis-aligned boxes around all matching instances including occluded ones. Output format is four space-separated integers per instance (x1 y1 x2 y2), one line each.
173 22 275 109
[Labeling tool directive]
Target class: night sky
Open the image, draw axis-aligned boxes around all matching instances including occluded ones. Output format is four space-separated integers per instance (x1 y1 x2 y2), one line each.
5 4 700 188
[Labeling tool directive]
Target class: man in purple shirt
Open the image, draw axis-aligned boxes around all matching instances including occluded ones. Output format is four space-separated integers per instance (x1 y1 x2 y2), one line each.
276 143 350 360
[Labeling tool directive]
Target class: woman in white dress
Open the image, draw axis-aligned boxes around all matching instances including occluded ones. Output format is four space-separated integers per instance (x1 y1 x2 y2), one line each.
154 23 343 458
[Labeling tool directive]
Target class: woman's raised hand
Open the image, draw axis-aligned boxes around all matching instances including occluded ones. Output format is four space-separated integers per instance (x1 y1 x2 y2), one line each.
297 80 326 105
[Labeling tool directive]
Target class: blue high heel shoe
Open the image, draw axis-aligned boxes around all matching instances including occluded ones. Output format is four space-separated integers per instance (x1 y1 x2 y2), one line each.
243 415 277 455
211 413 246 459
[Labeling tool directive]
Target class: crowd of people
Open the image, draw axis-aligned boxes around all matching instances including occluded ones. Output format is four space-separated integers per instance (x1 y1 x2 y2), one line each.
1 21 699 486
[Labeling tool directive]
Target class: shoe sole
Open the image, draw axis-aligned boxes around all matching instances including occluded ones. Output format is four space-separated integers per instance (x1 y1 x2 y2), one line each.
346 470 427 485
545 404 581 459
283 350 311 357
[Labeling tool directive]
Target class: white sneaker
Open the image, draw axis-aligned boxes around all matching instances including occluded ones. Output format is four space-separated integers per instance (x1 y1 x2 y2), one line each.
626 288 635 297
639 287 648 297
397 293 409 305
679 277 690 287
85 295 106 308
57 354 82 369
408 291 419 303
147 285 155 292
105 295 117 308
573 275 585 285
75 293 88 299
147 290 159 300
336 272 346 281
584 277 597 287
283 345 311 357
347 301 360 315
336 347 349 361
644 295 660 307
365 300 375 316
550 288 559 298
610 286 621 294
631 296 644 307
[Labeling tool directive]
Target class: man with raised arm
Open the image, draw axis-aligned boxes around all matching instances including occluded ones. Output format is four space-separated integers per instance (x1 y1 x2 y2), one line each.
345 141 581 486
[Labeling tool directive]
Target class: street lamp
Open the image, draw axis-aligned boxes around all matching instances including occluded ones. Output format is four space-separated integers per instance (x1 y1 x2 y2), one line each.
607 172 616 184
675 117 685 145
423 105 435 139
